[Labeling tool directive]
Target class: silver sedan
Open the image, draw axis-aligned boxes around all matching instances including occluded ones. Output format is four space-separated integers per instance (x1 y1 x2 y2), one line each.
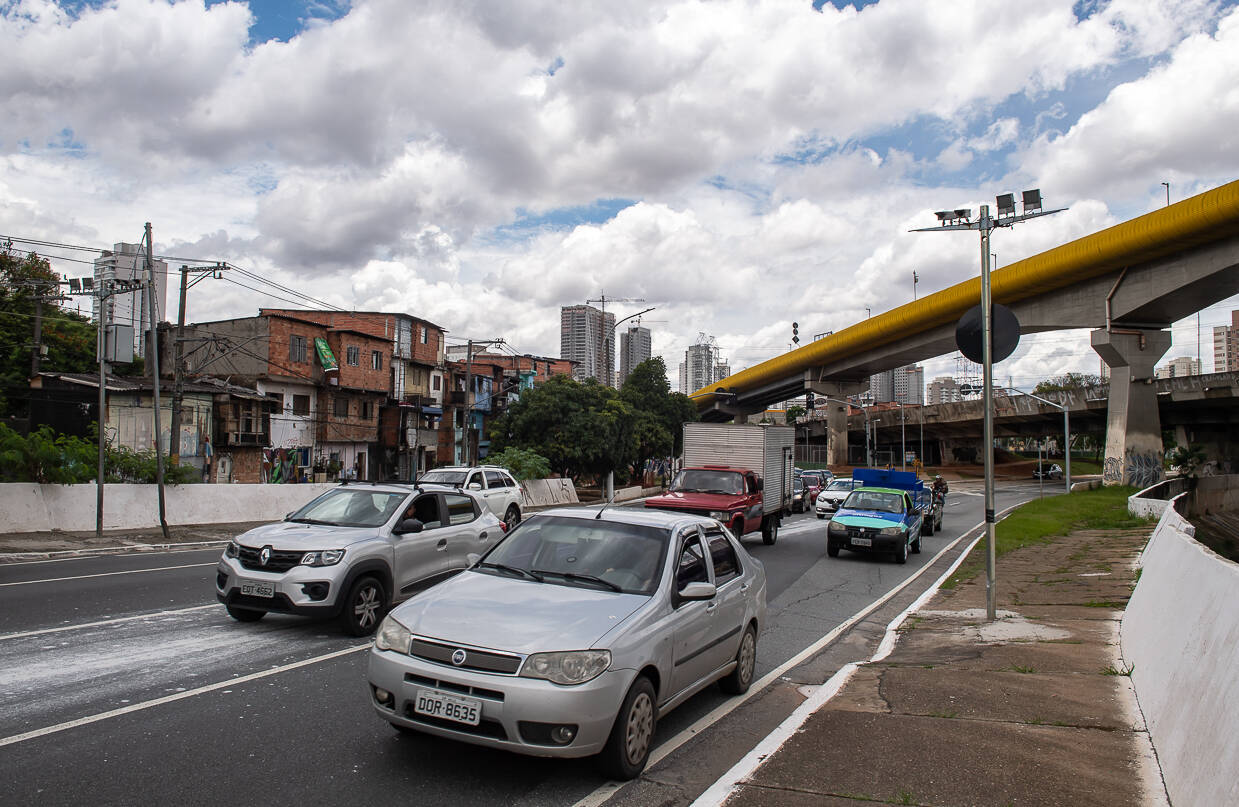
367 506 767 779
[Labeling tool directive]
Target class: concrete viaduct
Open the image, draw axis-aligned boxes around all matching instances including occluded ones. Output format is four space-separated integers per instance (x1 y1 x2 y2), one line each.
693 180 1239 486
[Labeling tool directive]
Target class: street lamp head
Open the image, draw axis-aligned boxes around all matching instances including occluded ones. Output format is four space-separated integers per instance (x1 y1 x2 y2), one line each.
1021 189 1042 213
953 208 972 221
996 193 1016 218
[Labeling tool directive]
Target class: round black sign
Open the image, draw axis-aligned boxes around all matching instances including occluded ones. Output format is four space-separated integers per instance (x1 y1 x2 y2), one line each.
955 303 1020 364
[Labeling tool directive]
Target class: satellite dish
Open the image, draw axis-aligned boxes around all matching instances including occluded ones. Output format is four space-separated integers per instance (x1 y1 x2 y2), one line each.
956 303 1020 364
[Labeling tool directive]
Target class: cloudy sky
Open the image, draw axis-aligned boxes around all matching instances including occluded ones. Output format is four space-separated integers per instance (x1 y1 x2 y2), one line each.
4 0 1239 393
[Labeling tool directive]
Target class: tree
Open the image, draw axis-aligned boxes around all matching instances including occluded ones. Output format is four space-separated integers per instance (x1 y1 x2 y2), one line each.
785 405 806 425
483 447 551 481
620 356 698 455
1033 373 1102 395
0 249 96 418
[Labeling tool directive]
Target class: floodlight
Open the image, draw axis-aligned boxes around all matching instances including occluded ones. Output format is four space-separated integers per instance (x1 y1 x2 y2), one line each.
69 278 81 292
935 211 955 222
83 277 94 290
996 193 1016 217
953 209 972 221
1022 189 1042 212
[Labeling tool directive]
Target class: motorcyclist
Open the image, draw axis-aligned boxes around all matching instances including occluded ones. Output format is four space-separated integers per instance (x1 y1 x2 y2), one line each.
932 474 948 498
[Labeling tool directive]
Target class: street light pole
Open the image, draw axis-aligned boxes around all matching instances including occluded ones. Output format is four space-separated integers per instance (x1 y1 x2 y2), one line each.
899 401 906 470
1007 385 1071 494
604 306 656 500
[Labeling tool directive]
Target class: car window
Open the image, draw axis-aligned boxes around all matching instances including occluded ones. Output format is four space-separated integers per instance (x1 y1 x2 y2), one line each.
444 493 478 525
418 469 467 485
403 494 442 529
485 471 507 489
289 489 407 527
707 530 740 586
676 534 709 589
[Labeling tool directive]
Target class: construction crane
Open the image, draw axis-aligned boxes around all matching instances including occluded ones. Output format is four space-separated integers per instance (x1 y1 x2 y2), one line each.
587 291 645 314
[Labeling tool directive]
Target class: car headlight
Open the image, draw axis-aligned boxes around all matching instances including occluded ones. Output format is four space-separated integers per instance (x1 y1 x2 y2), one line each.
520 650 611 685
374 615 412 654
225 541 240 558
301 549 345 566
879 526 904 536
708 511 728 521
828 520 847 534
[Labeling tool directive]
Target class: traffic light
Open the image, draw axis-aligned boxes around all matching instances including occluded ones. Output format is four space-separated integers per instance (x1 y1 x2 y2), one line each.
792 322 799 344
806 391 815 410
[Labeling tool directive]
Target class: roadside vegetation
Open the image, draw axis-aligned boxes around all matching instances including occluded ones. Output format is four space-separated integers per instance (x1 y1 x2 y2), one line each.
941 485 1150 589
0 423 200 485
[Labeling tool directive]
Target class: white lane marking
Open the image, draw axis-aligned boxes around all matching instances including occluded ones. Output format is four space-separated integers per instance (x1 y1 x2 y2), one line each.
0 543 227 565
0 562 216 587
0 604 221 642
0 643 370 749
691 500 1027 807
571 515 998 807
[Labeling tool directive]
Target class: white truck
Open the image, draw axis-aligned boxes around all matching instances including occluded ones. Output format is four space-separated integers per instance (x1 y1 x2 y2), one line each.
645 422 795 545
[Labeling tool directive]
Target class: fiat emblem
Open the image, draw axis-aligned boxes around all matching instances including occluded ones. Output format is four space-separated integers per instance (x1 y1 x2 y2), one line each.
451 649 467 666
259 546 271 566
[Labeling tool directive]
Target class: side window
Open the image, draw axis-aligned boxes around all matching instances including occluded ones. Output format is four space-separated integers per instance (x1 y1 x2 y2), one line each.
707 530 740 585
676 535 709 589
485 470 506 489
405 494 442 530
746 475 758 494
445 493 478 525
467 472 483 490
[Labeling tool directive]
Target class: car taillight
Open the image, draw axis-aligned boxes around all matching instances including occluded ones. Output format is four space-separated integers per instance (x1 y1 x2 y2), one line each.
500 520 509 533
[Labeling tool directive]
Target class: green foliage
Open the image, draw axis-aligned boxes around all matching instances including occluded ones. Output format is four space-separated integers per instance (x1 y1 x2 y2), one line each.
1168 444 1206 478
0 249 97 417
483 447 551 481
1033 372 1101 394
0 422 199 485
785 404 805 425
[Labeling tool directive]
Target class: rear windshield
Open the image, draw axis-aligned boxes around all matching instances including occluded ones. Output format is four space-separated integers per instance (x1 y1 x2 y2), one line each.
826 479 854 491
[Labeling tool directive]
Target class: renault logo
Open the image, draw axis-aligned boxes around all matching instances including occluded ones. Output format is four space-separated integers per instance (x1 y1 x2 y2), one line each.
259 546 272 566
451 649 467 666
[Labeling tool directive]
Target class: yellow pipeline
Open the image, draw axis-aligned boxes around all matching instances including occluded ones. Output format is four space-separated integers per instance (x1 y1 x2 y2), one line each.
693 178 1239 408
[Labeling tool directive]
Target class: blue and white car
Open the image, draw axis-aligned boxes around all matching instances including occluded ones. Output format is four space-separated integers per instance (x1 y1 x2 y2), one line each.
825 469 930 564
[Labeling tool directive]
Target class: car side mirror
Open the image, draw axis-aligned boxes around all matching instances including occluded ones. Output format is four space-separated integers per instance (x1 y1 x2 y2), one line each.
678 581 717 602
393 518 424 535
755 477 764 491
467 482 482 491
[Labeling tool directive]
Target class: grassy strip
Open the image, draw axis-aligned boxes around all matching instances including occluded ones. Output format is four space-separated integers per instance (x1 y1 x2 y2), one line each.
940 485 1150 589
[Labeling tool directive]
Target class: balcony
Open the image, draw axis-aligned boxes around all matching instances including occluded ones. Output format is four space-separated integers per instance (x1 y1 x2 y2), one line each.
226 431 269 447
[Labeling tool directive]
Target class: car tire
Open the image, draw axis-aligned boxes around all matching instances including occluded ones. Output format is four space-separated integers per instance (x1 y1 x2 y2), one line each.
895 538 908 564
719 624 758 695
226 605 265 623
339 575 388 636
816 513 825 519
504 505 521 530
761 518 778 545
599 676 657 780
826 542 840 558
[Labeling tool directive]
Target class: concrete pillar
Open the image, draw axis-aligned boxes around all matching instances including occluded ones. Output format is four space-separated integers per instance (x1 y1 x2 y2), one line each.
807 378 868 467
1091 328 1172 487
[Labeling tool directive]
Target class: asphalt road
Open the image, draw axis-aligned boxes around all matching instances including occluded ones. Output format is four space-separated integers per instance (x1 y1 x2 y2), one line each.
0 481 1046 807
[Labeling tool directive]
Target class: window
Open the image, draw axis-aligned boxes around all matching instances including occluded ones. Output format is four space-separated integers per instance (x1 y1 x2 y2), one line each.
420 326 428 344
445 493 477 525
371 350 383 370
676 535 709 589
333 397 349 417
708 531 740 585
292 394 310 416
361 400 373 419
346 346 360 366
404 494 441 529
432 375 441 391
484 471 507 489
289 335 307 363
265 392 283 412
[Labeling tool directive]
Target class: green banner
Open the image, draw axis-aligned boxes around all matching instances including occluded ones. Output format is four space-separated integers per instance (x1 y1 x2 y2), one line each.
314 337 338 371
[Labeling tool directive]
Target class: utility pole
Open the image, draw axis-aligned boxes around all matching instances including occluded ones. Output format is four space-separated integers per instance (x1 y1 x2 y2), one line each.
168 262 227 467
144 223 169 540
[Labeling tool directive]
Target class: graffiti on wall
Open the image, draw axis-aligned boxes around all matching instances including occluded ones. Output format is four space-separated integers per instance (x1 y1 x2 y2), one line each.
1103 451 1163 488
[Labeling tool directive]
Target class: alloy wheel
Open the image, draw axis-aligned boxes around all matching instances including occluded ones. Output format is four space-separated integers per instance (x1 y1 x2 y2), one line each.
354 584 382 631
625 691 655 765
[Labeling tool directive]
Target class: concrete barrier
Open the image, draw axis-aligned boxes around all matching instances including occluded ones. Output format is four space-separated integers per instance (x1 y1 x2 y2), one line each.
0 482 335 532
1127 478 1189 519
519 478 579 508
1121 491 1239 807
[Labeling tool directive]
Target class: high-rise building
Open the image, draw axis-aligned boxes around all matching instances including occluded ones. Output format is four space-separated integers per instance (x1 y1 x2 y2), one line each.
1155 356 1202 379
560 304 616 385
682 334 724 394
927 375 962 404
618 325 651 386
870 364 924 405
92 242 168 358
1213 311 1239 372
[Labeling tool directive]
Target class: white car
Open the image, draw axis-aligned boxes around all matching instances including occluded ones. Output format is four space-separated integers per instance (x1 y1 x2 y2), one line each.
815 478 861 519
418 465 524 529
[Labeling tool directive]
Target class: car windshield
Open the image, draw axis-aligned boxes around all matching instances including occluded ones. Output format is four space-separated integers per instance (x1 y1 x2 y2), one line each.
669 469 744 495
418 469 468 485
287 489 407 527
793 479 804 491
478 515 670 595
842 490 905 514
826 479 854 491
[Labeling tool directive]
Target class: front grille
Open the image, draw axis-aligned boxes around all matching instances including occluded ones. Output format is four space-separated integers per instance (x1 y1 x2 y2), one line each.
409 637 522 675
403 704 508 740
847 526 880 540
238 545 303 572
404 673 505 702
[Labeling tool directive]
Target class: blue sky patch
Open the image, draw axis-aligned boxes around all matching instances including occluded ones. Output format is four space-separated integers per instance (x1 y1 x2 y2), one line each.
485 198 638 243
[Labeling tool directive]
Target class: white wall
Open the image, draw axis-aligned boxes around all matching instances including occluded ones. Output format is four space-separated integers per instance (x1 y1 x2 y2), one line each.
0 483 335 532
1121 494 1239 807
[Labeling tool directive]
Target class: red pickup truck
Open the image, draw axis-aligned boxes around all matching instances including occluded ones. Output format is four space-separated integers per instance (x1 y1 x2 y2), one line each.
645 464 780 544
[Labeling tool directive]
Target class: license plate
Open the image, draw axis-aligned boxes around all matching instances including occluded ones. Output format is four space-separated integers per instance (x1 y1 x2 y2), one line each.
851 536 872 547
240 580 274 598
415 690 481 726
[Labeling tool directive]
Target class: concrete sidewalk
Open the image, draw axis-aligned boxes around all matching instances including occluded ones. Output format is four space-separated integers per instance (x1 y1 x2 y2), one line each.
0 522 263 559
702 525 1166 807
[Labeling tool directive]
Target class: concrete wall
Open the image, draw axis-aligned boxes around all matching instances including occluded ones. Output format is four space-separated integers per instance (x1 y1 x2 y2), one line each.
1 483 335 533
1127 478 1189 519
519 478 579 507
1121 489 1239 807
1189 473 1239 515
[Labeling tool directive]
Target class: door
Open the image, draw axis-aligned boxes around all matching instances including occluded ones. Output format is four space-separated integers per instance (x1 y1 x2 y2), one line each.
439 491 497 568
391 493 455 596
483 470 512 518
668 530 718 697
703 527 748 671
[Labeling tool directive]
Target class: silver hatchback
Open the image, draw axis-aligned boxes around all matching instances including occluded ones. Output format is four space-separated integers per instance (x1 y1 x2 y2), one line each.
367 506 767 779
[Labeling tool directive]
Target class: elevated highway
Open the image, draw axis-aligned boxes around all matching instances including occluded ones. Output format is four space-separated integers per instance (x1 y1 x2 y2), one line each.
695 180 1239 485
